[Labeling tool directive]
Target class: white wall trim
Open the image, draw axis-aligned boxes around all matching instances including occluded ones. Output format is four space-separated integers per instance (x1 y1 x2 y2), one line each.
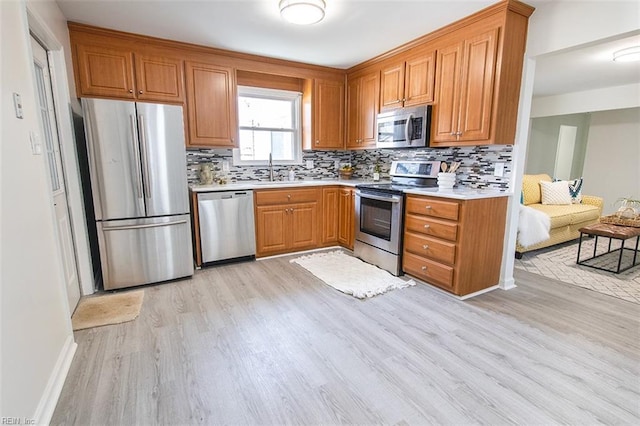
33 336 77 425
531 83 640 118
27 5 96 298
500 57 537 291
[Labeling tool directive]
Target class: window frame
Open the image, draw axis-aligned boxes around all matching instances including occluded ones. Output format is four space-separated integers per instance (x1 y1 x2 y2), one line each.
232 85 303 166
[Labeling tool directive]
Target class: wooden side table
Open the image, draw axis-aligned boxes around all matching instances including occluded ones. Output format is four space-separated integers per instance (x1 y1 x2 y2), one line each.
577 223 640 273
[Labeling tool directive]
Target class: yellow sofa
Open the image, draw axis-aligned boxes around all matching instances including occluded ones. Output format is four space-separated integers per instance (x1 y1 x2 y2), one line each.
516 174 603 256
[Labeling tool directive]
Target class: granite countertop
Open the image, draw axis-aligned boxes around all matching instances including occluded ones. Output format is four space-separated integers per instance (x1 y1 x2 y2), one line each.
191 179 511 200
189 178 378 192
403 187 511 200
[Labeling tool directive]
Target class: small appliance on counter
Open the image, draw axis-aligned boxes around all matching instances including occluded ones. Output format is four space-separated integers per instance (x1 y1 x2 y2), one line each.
354 160 440 276
82 98 194 290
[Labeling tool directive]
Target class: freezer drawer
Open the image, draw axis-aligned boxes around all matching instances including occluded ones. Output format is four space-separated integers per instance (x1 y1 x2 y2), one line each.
97 214 194 290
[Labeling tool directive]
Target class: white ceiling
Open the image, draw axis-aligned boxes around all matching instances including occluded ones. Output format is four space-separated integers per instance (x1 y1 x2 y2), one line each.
56 0 640 97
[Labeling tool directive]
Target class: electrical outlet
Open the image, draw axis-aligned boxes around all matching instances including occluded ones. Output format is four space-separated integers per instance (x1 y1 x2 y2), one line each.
306 160 314 169
334 160 340 171
222 160 230 172
494 162 504 177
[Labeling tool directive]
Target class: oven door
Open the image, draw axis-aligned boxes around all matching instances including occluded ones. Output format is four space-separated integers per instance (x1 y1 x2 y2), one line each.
355 190 403 254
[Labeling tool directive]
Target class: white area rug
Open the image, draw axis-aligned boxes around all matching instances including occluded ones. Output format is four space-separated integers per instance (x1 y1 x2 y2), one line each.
515 239 640 304
290 250 416 299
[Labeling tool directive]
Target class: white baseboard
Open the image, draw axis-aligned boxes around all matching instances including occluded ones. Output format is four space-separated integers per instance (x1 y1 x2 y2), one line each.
33 335 77 425
500 276 517 290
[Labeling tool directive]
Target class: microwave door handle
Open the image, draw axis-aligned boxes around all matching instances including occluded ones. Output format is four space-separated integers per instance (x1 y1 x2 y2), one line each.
405 114 414 143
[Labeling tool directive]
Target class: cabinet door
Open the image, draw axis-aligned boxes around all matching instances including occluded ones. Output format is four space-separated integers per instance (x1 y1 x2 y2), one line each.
76 44 135 99
290 203 319 250
380 63 405 110
255 206 287 256
185 62 237 148
404 52 435 107
135 54 184 102
346 78 361 148
313 79 345 149
322 188 339 244
359 72 380 147
457 29 498 142
338 188 354 249
433 42 463 144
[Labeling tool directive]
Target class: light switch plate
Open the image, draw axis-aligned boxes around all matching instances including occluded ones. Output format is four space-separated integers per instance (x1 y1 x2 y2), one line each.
494 162 504 177
13 93 24 119
306 160 314 169
222 160 230 172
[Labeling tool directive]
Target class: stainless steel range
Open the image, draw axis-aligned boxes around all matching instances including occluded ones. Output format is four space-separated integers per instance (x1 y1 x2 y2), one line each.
354 160 441 275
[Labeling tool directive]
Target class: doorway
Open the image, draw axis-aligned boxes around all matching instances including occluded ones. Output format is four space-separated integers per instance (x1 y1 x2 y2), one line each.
31 36 81 312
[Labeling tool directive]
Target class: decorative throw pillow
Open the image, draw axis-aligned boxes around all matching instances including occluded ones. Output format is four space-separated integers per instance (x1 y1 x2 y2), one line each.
540 180 572 205
567 177 583 204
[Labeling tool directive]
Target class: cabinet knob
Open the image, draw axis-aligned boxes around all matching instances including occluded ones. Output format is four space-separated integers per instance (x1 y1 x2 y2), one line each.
425 206 432 210
423 224 430 229
423 245 429 250
450 132 456 136
315 140 320 145
287 194 291 199
421 266 428 271
457 131 463 136
129 89 133 93
138 90 143 94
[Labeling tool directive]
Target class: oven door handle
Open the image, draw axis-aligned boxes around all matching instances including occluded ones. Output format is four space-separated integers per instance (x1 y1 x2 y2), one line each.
356 190 403 203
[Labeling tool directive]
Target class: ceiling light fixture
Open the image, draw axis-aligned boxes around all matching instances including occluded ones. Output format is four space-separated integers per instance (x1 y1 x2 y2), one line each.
613 46 640 62
279 0 326 25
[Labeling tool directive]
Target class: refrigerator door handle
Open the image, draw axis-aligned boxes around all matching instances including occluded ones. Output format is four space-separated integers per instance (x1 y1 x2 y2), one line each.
102 219 188 232
129 114 144 199
138 114 152 199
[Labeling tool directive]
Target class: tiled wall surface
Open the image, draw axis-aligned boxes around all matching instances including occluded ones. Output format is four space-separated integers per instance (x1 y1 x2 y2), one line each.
187 145 513 190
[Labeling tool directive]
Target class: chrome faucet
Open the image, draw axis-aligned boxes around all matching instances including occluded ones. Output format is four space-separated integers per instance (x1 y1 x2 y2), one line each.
269 153 275 181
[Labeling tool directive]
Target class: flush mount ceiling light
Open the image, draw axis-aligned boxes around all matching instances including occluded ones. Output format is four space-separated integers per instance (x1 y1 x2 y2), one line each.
613 46 640 62
279 0 326 25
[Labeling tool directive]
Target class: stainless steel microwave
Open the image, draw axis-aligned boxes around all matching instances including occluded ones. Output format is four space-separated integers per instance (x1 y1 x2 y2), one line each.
376 105 432 149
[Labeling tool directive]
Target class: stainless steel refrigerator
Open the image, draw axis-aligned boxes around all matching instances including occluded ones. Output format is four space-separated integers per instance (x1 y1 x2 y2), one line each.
82 98 193 290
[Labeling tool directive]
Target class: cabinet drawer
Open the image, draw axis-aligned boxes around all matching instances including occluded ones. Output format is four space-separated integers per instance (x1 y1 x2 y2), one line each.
406 196 459 221
405 214 458 242
404 231 456 265
403 251 454 291
255 188 318 205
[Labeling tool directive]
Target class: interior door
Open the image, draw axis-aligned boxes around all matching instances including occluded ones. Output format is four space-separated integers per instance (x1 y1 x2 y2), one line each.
32 37 81 312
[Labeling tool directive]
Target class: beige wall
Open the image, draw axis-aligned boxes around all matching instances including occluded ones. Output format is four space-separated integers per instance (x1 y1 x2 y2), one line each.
1 0 76 422
582 107 640 215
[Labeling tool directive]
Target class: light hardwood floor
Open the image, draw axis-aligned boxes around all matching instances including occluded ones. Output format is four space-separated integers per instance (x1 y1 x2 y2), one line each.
52 251 640 425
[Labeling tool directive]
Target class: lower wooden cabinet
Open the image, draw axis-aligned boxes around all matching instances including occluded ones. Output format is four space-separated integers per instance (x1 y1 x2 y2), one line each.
338 188 355 250
322 187 339 245
255 188 320 257
402 194 507 296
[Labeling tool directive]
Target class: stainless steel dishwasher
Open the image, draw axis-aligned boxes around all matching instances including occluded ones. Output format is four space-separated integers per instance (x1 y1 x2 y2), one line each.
197 191 256 264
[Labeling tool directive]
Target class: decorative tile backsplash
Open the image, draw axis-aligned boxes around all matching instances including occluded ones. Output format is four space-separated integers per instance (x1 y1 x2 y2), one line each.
186 145 512 190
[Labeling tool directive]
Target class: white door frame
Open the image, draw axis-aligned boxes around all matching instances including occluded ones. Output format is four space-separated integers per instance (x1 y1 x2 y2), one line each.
27 7 96 299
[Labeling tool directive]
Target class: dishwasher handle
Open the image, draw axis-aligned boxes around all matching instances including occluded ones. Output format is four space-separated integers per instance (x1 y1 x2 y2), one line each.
197 190 253 202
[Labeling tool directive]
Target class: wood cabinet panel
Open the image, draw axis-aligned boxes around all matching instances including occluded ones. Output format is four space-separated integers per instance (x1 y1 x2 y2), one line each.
256 206 288 256
255 188 319 205
433 43 462 143
76 44 135 99
185 61 237 148
135 54 184 102
405 214 458 242
322 187 339 244
404 53 436 106
380 63 405 110
403 251 454 291
404 231 456 265
308 79 345 149
291 203 319 250
338 188 354 249
347 71 379 149
405 196 459 221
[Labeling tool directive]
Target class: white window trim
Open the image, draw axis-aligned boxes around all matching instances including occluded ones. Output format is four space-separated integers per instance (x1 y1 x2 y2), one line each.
233 86 303 166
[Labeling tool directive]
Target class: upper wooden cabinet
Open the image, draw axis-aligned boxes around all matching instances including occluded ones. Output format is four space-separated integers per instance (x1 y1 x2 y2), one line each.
432 29 498 145
346 71 379 149
185 61 238 148
303 79 345 150
380 51 435 111
74 43 184 103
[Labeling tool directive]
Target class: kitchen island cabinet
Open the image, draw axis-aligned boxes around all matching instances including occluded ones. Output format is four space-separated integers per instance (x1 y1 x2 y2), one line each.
403 194 507 297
